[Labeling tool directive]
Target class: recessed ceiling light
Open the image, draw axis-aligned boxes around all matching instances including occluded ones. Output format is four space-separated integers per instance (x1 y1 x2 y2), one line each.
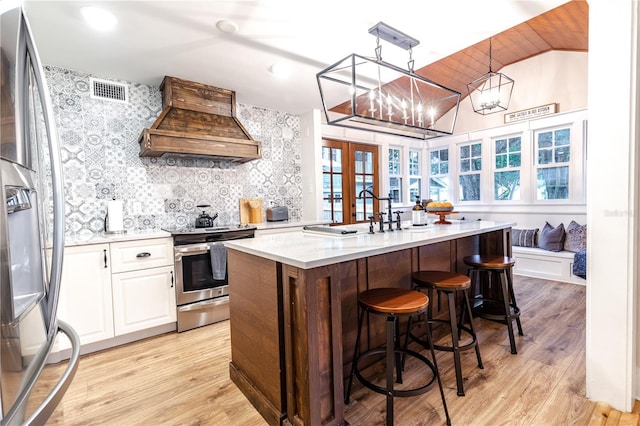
269 63 292 79
80 6 117 32
216 20 238 34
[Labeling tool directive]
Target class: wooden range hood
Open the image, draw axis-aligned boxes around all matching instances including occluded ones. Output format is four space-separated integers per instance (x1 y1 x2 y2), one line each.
138 76 261 163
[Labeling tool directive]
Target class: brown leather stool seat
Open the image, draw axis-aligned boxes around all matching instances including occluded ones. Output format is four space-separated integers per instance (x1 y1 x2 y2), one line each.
408 271 483 396
463 255 523 354
344 287 451 426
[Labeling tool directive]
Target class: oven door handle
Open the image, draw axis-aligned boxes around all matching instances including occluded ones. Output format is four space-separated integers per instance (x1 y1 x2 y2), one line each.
179 296 229 312
174 242 226 261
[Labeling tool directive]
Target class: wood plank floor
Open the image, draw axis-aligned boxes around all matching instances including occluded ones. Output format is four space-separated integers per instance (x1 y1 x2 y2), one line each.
34 276 615 425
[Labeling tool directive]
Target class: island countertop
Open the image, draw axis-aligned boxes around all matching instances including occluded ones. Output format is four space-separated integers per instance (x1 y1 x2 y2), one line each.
224 220 515 269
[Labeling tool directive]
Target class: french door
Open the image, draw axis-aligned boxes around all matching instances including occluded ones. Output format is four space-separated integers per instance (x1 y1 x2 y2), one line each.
322 139 379 225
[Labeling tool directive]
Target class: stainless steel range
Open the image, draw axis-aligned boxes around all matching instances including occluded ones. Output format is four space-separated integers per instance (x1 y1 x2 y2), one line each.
163 224 256 332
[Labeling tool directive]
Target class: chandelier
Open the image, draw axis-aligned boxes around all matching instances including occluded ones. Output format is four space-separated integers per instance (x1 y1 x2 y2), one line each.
467 38 515 115
316 22 461 140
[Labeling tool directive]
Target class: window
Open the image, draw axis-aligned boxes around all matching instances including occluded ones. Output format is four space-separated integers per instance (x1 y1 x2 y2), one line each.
429 148 449 201
535 127 570 200
388 147 402 203
458 142 481 201
494 135 521 200
408 150 421 202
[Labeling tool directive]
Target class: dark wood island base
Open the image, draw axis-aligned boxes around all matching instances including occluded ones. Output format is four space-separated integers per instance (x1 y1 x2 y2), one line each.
227 226 511 425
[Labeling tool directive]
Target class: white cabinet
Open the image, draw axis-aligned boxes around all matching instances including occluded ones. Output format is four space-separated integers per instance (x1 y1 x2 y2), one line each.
110 238 176 335
55 237 175 354
57 243 114 349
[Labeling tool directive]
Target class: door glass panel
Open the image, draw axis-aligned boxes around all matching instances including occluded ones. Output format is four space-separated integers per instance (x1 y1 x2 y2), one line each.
322 147 331 172
364 152 373 174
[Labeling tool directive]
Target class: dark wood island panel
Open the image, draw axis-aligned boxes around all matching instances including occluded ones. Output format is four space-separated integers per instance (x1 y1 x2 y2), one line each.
228 227 510 425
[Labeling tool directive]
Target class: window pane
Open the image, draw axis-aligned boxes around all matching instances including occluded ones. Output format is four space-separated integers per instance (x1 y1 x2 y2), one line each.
555 128 570 145
332 174 342 194
429 176 449 201
430 150 440 161
459 174 480 201
333 149 342 172
555 146 570 162
472 158 482 171
471 143 482 157
389 177 402 203
538 131 553 148
431 164 439 175
439 149 448 161
409 177 421 201
537 166 569 200
460 145 470 159
495 139 507 154
355 151 363 174
494 170 521 200
409 150 419 176
460 159 470 173
508 153 521 167
322 174 331 197
538 149 552 164
322 147 331 172
496 154 507 169
333 199 343 223
508 137 521 152
364 152 373 174
441 162 448 174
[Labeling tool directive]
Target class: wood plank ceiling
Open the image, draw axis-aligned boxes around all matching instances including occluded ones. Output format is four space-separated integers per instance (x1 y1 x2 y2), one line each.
420 0 588 106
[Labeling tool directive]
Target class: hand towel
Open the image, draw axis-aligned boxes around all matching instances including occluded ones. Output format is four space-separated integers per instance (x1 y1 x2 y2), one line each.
209 242 227 281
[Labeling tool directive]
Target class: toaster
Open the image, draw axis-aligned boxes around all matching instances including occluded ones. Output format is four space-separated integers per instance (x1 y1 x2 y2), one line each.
267 206 289 222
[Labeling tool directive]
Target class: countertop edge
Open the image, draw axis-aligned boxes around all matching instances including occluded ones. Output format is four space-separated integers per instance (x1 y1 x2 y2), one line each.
225 221 514 269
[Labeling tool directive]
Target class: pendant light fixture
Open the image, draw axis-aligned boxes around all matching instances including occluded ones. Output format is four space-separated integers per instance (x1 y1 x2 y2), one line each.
316 22 460 140
467 38 514 115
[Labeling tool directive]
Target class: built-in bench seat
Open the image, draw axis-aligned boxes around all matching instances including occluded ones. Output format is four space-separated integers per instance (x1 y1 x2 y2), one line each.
512 246 586 286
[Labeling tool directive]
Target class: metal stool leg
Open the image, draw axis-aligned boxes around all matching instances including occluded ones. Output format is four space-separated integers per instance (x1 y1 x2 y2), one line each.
446 291 465 396
499 270 518 354
386 315 395 426
345 307 365 404
424 313 452 426
506 271 524 336
463 288 483 369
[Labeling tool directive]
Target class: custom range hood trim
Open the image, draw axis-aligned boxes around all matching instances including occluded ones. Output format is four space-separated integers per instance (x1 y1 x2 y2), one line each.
138 76 261 163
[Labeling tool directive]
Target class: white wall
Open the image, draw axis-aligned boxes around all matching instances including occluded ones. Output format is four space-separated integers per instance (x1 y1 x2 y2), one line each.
453 50 588 134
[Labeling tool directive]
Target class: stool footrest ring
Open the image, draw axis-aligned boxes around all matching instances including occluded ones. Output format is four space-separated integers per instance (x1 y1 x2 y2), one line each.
409 318 479 353
354 347 437 398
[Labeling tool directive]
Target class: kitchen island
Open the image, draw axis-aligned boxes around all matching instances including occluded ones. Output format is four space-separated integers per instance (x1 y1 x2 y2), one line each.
225 220 514 426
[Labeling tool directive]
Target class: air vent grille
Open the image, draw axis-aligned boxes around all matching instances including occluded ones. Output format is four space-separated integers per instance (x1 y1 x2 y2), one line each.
90 78 128 103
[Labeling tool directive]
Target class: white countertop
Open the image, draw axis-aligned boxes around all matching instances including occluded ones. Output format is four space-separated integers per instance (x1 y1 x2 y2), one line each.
64 230 172 247
253 219 331 231
225 220 515 269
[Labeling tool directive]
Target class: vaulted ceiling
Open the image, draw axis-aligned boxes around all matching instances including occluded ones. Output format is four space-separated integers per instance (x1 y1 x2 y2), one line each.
417 0 588 104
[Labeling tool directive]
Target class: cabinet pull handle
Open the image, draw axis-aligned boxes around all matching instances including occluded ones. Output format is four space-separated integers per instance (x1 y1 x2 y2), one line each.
170 271 174 288
103 249 108 268
136 252 151 258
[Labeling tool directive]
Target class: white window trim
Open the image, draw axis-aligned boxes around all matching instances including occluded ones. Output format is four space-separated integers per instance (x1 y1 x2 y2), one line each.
491 132 526 204
457 139 483 204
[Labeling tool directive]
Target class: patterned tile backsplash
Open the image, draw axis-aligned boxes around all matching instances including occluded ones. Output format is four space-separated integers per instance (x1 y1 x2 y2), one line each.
45 66 302 236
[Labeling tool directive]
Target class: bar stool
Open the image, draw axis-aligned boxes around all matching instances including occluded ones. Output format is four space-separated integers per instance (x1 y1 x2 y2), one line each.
463 255 523 354
408 270 483 396
344 287 451 426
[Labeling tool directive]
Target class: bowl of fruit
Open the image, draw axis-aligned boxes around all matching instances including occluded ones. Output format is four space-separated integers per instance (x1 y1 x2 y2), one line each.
426 201 454 212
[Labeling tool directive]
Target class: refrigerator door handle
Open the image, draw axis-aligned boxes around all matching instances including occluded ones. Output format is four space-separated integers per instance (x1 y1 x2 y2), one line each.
24 320 81 426
1 320 80 426
23 11 65 338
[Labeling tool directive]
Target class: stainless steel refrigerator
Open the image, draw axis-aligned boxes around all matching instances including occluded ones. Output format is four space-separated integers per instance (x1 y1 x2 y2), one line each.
0 2 79 424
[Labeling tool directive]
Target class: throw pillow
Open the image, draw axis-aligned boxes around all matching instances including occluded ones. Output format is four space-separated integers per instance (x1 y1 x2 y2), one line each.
564 220 587 252
538 222 565 252
512 228 538 247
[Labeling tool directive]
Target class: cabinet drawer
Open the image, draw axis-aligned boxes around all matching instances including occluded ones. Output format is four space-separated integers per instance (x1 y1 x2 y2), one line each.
110 238 173 273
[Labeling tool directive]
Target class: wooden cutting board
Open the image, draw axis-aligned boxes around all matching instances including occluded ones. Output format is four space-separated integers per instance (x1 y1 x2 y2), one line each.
239 198 263 224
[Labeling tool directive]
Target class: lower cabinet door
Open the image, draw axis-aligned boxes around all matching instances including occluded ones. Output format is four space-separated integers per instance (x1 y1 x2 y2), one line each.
111 265 176 336
57 244 114 350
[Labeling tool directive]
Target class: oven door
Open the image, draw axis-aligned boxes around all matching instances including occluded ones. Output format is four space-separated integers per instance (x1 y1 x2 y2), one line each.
174 242 228 306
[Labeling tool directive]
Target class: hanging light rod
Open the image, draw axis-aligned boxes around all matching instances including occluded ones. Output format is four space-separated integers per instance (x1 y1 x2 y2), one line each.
368 22 419 51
